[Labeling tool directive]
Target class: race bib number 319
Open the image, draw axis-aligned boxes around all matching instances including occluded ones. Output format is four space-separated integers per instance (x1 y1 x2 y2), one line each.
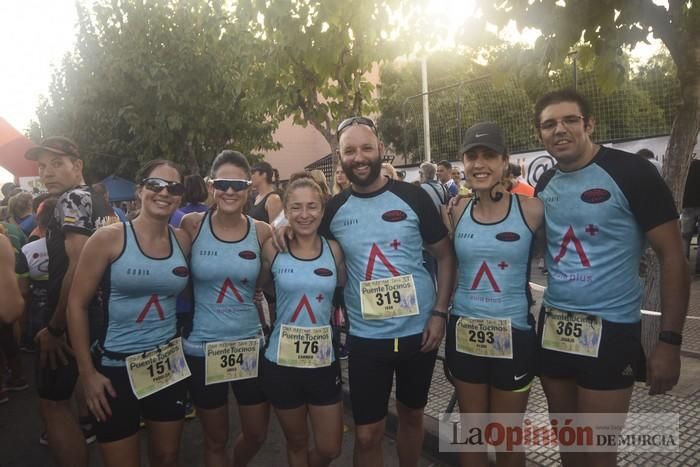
541 308 602 357
205 339 260 385
125 337 191 400
360 274 419 320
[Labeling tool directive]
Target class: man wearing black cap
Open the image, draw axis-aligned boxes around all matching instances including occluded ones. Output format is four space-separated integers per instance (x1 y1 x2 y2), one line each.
25 136 117 467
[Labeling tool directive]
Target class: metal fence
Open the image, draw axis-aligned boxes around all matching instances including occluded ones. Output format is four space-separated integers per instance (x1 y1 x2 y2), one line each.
401 66 680 162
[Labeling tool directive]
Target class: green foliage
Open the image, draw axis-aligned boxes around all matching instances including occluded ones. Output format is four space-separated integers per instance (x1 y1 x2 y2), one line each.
32 0 281 182
239 0 406 151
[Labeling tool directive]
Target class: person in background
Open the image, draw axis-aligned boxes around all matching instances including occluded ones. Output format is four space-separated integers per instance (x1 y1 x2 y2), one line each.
250 162 282 224
308 169 332 202
9 191 36 235
381 162 398 180
451 167 463 188
437 160 458 198
1 182 18 206
0 230 24 324
333 164 351 195
636 148 663 175
92 183 127 223
419 162 449 211
170 174 209 227
508 163 535 197
681 157 700 274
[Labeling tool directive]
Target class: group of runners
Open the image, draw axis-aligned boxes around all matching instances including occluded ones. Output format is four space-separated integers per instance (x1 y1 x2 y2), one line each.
0 87 690 467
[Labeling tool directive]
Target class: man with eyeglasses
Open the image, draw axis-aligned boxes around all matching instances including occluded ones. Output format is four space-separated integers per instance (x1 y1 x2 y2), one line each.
25 137 118 467
533 89 688 466
320 117 456 466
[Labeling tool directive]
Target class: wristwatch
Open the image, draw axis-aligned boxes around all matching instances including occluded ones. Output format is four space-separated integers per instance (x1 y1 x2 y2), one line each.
431 310 448 320
658 331 682 346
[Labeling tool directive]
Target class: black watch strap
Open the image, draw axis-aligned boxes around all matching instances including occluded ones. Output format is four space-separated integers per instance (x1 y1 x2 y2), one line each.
658 331 682 346
431 310 448 320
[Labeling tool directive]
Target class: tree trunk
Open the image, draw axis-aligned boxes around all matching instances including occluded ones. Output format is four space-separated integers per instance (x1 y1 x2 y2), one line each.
185 141 199 176
642 63 700 310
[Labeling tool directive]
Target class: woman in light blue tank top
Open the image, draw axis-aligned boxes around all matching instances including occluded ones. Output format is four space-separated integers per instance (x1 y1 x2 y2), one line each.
180 150 273 467
67 160 192 465
446 122 544 467
259 175 347 467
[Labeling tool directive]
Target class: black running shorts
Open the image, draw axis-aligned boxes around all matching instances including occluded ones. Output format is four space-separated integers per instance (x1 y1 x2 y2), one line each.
348 333 437 425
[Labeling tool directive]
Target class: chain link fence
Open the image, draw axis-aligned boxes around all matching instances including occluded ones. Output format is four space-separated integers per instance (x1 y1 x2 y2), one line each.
400 66 680 163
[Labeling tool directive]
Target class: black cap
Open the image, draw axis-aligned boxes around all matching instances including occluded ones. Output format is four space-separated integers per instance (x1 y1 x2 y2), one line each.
25 136 81 161
461 122 506 155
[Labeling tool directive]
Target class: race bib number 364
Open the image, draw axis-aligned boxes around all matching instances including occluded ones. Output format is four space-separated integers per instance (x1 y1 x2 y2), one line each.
205 339 260 385
277 325 333 368
360 274 419 320
541 308 602 357
125 337 191 400
455 317 513 359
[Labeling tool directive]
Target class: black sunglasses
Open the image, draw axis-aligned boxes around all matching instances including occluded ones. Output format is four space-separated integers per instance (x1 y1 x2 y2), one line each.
141 178 185 196
336 116 378 139
212 179 252 192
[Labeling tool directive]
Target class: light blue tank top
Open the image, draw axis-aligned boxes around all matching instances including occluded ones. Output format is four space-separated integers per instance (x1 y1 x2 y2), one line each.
184 213 262 357
453 195 534 330
101 222 189 366
265 238 338 364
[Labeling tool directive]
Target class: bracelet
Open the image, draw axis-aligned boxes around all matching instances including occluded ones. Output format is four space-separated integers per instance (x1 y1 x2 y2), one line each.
658 331 682 346
431 310 448 320
47 324 65 337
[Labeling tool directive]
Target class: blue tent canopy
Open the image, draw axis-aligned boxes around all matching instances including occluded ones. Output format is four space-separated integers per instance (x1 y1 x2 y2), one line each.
100 175 136 202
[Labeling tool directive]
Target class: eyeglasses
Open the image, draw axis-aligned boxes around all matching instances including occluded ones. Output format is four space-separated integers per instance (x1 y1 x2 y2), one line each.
336 116 378 138
538 115 585 131
211 179 251 192
141 178 185 196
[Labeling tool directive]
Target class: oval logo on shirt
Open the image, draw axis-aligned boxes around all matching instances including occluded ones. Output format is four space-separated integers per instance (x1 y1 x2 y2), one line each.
239 250 257 260
314 268 334 277
172 266 189 277
580 188 611 204
382 210 407 222
495 232 521 242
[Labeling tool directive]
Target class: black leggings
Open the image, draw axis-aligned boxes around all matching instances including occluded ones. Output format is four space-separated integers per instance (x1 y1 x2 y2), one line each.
0 324 19 359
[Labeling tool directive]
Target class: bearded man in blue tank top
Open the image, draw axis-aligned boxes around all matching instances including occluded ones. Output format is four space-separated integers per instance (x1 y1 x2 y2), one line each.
275 117 457 466
68 160 192 467
447 122 544 467
180 150 273 467
534 89 689 467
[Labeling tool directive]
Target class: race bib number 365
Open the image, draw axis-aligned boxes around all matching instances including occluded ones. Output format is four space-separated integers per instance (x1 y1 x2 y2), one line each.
455 317 513 359
360 274 419 320
205 339 260 385
541 308 602 357
277 325 333 368
125 337 191 400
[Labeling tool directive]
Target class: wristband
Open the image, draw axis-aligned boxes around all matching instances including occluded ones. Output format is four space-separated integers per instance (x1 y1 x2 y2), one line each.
658 331 682 346
47 324 65 337
431 310 448 320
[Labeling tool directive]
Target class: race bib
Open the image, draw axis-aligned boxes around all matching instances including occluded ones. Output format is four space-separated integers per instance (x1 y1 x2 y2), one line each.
125 337 191 400
277 325 333 368
204 339 260 385
360 274 419 320
455 317 513 359
541 307 602 357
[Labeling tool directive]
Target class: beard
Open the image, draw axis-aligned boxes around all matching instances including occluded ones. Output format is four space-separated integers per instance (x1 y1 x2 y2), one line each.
342 157 382 187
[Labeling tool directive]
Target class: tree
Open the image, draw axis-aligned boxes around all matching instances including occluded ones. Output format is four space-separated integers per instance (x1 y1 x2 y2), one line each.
31 0 281 181
239 0 405 154
477 0 699 207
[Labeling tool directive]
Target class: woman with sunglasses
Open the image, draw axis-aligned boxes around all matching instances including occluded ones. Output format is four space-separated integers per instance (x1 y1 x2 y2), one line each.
180 150 272 467
67 160 191 467
258 174 346 467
